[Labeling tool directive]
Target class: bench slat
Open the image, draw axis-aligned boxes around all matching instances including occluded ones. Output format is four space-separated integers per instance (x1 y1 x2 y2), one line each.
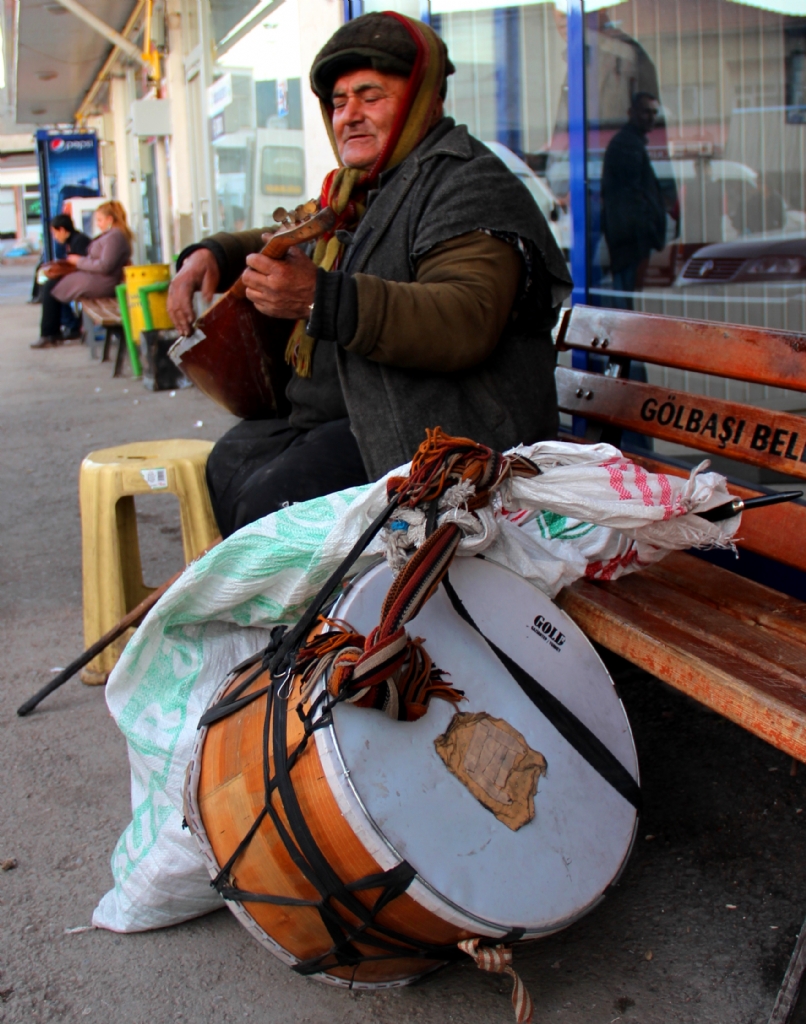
629 453 806 573
557 366 806 480
646 551 806 647
557 305 806 392
82 298 122 326
598 564 806 684
557 556 806 762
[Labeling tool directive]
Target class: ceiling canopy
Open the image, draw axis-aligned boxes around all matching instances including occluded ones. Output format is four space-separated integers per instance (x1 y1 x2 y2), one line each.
14 0 139 125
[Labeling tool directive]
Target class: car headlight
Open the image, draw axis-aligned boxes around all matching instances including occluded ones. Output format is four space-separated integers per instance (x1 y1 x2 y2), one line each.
745 256 805 275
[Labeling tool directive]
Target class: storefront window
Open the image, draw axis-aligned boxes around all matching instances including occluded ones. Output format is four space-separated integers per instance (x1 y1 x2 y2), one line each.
193 0 806 344
208 0 340 231
432 1 571 258
585 0 806 340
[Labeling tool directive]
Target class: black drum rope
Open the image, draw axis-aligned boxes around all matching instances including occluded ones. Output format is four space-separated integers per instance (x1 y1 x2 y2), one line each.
198 493 402 731
206 670 509 976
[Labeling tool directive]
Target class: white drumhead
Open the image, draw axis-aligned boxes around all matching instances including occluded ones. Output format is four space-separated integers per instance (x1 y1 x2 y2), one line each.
315 556 638 937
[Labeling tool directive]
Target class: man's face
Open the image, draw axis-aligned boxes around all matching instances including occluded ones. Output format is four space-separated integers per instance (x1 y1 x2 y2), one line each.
51 226 69 244
629 97 660 134
331 69 410 169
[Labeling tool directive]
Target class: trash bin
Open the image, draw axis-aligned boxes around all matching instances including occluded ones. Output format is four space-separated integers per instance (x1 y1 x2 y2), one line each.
124 264 172 342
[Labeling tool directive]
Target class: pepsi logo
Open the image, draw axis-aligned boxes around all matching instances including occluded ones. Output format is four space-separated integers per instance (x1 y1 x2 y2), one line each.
50 138 65 151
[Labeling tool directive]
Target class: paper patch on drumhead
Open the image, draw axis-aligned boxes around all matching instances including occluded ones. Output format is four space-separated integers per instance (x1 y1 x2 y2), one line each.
434 712 547 831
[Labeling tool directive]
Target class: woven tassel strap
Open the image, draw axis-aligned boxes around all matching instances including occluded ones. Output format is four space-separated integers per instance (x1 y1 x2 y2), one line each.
294 522 466 721
291 430 540 719
458 938 534 1024
388 427 539 511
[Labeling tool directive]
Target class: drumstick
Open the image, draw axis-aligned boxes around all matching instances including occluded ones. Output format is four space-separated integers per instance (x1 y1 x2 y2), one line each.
696 490 803 522
17 538 221 717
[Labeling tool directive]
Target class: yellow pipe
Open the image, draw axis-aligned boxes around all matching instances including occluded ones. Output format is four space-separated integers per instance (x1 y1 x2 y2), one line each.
141 0 160 81
74 0 147 123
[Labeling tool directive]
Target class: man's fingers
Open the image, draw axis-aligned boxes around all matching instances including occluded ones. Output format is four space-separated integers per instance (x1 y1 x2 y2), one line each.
242 267 272 292
167 278 195 335
166 250 220 335
245 252 283 276
201 266 218 304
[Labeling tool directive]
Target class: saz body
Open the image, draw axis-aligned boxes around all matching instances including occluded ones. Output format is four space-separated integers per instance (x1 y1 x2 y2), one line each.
169 204 335 420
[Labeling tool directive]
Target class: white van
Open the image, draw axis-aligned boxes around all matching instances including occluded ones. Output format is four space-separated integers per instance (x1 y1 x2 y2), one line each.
483 140 570 254
252 126 307 229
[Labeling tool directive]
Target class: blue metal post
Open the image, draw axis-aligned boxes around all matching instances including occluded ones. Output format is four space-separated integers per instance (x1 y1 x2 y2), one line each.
566 0 587 308
566 1 588 434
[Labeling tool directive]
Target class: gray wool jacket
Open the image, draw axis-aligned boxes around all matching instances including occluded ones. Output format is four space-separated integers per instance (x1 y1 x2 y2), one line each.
331 119 572 477
192 119 573 478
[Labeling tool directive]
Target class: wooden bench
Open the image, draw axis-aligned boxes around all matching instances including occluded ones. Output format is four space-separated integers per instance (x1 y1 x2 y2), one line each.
81 297 127 376
553 305 806 764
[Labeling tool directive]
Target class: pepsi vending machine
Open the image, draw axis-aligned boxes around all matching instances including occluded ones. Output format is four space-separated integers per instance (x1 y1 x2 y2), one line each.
36 130 101 261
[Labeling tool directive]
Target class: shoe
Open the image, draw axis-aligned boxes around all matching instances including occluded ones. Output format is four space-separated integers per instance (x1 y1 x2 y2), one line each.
62 328 85 343
30 336 62 349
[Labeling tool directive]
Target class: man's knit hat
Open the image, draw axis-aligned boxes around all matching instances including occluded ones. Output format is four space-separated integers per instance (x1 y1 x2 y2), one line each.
310 12 455 101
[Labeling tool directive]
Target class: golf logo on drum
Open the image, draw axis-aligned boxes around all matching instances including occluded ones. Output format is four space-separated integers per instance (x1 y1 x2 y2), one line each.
531 614 567 651
434 711 547 831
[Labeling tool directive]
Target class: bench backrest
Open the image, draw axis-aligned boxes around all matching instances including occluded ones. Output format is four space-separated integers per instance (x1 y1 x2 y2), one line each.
555 305 806 572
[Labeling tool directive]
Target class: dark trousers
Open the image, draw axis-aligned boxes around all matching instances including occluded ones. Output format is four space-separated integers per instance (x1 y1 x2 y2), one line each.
40 279 66 337
206 417 369 538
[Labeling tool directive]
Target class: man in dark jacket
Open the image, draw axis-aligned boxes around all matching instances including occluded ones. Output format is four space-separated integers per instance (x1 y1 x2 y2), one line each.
601 92 666 309
169 13 572 537
31 213 91 344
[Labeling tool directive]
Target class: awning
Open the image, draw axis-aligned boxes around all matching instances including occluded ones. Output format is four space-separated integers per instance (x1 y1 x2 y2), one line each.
13 0 139 125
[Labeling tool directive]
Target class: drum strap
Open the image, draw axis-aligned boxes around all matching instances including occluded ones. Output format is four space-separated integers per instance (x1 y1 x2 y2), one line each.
459 938 534 1024
442 574 642 812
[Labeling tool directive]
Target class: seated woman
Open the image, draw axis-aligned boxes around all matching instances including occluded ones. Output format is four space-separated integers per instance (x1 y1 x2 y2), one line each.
32 201 133 349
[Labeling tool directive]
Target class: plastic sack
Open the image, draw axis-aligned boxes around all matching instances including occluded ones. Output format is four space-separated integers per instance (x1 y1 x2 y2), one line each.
93 442 737 933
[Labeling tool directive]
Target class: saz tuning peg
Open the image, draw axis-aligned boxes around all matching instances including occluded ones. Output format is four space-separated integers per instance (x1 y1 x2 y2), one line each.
272 199 320 231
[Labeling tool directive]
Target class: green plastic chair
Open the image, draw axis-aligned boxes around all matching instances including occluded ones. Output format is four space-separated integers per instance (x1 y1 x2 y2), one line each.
115 283 143 379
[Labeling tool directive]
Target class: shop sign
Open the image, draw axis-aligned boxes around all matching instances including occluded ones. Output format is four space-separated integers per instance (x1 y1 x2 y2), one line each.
276 79 288 118
208 74 233 118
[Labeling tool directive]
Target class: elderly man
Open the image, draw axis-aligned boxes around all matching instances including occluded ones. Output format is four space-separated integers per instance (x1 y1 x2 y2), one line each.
169 13 571 537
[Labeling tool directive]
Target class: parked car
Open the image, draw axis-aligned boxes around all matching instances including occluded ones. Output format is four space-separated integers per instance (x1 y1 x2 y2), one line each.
482 141 570 255
677 236 806 286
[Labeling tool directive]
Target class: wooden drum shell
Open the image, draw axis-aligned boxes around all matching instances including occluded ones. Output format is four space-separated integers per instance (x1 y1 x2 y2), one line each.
185 662 472 989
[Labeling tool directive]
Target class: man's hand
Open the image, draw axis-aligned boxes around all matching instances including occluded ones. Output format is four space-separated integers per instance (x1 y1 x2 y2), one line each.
243 245 317 320
167 249 221 336
65 254 82 265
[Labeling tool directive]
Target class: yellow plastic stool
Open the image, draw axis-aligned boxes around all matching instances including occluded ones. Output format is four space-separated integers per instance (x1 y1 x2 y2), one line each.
79 439 218 685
